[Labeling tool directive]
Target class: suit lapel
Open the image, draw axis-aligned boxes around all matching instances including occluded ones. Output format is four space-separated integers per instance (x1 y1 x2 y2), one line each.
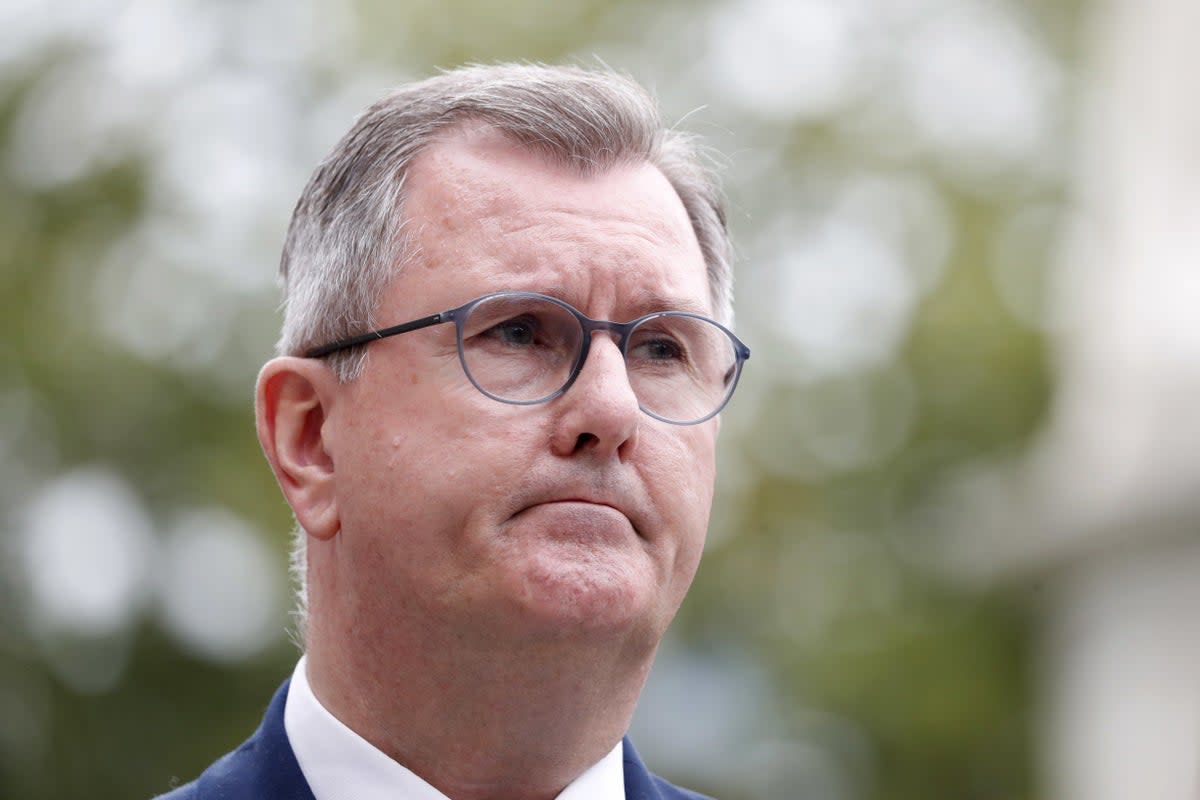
195 679 316 800
623 737 711 800
624 737 672 800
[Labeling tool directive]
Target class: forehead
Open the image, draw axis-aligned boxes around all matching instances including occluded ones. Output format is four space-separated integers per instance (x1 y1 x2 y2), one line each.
393 126 710 317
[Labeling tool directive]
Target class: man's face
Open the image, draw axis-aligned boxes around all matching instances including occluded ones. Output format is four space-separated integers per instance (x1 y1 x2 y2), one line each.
320 128 718 653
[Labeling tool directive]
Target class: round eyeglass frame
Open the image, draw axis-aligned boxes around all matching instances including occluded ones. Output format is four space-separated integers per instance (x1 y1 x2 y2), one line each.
304 291 751 425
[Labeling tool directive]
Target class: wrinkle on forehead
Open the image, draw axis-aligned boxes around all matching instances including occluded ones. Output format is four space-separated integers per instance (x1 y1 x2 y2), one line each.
491 210 687 254
395 125 710 318
408 127 697 251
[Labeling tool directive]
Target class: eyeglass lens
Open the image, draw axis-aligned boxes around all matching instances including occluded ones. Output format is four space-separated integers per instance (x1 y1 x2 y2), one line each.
457 294 739 424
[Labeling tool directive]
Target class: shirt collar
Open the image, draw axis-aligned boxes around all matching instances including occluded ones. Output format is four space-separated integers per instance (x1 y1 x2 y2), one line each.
283 656 625 800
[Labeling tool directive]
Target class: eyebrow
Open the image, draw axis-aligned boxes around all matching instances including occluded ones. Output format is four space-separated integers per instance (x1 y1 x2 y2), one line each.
629 289 712 317
538 285 712 319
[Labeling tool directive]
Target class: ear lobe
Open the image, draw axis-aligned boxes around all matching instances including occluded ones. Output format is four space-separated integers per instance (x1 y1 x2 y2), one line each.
256 357 340 541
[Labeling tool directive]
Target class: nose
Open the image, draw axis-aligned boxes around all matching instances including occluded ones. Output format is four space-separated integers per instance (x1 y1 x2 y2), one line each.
548 333 641 460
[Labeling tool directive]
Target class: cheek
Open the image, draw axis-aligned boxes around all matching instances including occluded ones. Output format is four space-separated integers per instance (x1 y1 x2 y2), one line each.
335 380 479 530
658 424 717 500
645 426 717 559
391 392 533 520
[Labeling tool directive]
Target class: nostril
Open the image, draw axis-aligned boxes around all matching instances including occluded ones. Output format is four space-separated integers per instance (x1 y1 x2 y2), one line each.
573 432 599 452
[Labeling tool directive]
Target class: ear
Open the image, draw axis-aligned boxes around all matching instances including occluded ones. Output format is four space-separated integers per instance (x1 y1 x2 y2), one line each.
255 357 341 541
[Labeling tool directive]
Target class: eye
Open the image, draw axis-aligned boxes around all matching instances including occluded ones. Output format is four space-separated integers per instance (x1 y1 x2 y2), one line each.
628 321 689 365
463 297 580 357
632 336 685 361
482 315 540 347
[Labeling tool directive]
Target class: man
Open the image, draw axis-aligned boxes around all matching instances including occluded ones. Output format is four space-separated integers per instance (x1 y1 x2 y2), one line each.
157 63 749 800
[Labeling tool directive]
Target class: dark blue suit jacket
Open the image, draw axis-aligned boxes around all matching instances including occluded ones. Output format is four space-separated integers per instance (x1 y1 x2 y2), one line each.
154 680 712 800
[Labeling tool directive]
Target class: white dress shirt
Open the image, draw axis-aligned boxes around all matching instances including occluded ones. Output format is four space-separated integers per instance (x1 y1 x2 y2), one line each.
284 657 625 800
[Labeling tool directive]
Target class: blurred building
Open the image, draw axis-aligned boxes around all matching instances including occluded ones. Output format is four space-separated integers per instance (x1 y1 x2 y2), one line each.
1038 1 1200 797
948 1 1200 797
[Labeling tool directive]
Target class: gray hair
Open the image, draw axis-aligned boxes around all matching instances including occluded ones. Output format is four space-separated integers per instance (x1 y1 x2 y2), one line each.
277 63 734 642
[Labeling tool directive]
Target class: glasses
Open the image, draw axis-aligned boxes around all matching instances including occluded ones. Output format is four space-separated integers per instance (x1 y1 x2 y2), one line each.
305 291 750 425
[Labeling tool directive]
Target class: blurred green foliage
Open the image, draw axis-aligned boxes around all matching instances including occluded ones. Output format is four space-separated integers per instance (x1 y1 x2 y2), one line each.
0 2 1082 798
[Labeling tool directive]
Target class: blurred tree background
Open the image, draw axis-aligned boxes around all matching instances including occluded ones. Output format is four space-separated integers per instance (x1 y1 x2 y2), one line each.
0 1 1094 798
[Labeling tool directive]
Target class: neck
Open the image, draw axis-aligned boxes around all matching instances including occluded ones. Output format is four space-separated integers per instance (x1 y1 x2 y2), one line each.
304 606 655 800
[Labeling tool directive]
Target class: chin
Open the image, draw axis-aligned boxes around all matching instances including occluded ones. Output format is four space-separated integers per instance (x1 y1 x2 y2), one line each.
504 547 669 641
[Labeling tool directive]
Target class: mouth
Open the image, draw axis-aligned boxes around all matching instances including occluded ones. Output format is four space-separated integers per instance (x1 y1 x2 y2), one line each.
510 494 643 540
508 469 650 538
543 497 620 510
519 497 626 518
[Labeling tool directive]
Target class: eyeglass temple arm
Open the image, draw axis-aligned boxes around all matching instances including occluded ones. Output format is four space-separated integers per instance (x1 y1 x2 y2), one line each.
304 312 448 358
